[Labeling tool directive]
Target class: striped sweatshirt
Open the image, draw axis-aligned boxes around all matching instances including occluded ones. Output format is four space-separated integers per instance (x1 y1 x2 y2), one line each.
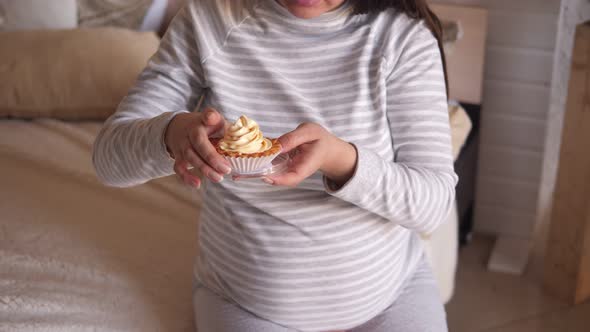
92 0 458 331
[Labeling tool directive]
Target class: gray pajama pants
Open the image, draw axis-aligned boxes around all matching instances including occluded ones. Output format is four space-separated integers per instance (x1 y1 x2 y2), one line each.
193 256 448 332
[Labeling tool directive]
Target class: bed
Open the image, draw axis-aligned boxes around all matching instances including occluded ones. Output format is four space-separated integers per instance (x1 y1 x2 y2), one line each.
0 2 485 331
0 118 464 332
0 119 199 331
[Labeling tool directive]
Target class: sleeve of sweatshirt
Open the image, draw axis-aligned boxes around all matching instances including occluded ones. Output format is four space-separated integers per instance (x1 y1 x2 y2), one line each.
92 0 228 187
326 22 458 235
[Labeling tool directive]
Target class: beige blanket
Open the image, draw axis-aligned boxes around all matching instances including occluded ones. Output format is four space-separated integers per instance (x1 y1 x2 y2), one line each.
0 119 200 331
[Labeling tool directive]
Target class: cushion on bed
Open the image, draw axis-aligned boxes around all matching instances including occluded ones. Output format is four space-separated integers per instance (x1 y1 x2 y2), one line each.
0 0 78 31
449 103 472 160
0 28 159 120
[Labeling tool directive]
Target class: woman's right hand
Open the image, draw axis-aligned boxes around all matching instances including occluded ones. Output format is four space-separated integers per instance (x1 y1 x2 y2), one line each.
164 108 232 188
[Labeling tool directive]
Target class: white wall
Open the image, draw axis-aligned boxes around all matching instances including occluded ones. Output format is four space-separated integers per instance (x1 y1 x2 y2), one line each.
429 0 561 239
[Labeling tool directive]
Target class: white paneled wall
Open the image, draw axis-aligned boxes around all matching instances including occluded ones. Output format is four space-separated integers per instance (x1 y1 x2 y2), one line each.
430 0 560 238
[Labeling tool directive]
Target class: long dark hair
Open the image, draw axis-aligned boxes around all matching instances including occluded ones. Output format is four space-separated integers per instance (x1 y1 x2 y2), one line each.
353 0 449 97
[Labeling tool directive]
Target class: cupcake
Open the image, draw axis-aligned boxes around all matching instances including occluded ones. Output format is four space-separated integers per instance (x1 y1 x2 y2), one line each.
213 115 282 174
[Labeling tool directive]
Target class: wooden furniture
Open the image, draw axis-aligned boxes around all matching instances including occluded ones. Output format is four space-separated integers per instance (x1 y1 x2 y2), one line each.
543 23 590 304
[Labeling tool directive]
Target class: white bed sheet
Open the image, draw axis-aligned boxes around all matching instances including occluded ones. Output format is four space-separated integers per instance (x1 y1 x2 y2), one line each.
0 119 200 331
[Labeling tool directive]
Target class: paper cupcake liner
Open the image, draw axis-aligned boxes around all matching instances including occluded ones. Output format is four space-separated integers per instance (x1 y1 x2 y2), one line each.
223 151 282 175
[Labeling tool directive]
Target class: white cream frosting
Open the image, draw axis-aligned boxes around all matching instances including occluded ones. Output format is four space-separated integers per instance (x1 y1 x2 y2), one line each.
219 115 272 154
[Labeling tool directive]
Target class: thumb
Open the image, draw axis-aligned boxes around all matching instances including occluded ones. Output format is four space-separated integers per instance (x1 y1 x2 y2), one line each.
278 123 322 153
201 108 225 136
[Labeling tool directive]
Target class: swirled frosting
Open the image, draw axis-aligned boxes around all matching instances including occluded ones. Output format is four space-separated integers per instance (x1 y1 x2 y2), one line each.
219 115 273 154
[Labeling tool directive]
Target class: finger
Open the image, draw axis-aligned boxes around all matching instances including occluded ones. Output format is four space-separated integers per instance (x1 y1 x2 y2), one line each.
189 130 232 175
267 149 322 187
278 123 323 154
185 147 224 183
201 108 226 136
174 160 201 188
173 159 190 178
175 161 199 187
268 163 316 186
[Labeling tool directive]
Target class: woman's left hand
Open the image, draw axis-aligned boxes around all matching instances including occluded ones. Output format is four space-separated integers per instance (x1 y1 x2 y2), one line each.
263 123 358 188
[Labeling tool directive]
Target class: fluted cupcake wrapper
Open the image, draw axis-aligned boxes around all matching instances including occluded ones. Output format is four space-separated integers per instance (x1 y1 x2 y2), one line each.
223 151 282 175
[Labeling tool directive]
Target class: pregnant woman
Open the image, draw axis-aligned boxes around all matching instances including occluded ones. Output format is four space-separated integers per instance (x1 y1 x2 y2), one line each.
93 0 457 331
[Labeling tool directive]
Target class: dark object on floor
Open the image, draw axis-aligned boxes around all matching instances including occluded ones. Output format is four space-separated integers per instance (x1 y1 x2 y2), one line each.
454 103 481 247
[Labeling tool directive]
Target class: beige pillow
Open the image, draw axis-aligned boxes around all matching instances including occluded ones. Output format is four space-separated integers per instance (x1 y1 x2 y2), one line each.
0 28 159 120
449 103 472 160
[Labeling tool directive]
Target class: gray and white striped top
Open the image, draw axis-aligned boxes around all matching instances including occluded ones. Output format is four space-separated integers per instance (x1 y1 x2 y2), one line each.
93 0 458 330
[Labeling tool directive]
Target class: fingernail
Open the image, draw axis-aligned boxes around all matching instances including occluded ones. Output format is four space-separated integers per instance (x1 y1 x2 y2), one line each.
262 177 274 185
211 172 224 183
219 164 232 175
192 180 201 189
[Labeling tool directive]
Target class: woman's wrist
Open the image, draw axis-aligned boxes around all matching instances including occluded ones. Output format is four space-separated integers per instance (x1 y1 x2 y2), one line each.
163 113 180 159
321 137 358 187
